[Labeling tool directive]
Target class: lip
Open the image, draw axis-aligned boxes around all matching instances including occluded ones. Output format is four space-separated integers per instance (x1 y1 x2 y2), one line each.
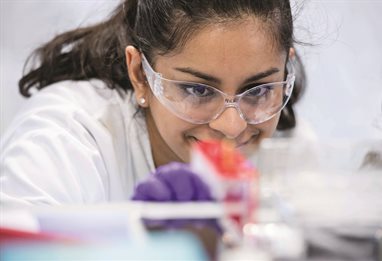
235 140 250 149
235 134 259 149
188 136 201 144
187 133 259 149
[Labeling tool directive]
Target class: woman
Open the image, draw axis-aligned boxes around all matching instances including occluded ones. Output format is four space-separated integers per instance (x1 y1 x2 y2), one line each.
1 0 305 206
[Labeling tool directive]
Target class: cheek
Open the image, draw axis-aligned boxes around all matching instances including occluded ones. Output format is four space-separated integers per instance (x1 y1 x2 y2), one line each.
157 114 183 141
150 101 195 161
258 112 281 138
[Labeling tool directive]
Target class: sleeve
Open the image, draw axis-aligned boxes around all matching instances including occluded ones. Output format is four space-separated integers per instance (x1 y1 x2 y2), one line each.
0 97 110 207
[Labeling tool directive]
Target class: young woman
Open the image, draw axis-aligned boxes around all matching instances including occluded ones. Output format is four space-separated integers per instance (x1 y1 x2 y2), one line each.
1 0 305 206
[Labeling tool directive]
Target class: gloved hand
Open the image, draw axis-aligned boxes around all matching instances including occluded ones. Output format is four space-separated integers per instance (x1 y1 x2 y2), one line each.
132 162 213 201
131 162 221 234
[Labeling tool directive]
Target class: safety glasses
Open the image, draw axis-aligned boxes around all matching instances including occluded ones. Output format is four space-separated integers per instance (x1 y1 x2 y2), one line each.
141 53 295 125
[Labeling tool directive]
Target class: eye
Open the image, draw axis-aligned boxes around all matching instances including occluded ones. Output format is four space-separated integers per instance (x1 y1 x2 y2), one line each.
181 83 215 97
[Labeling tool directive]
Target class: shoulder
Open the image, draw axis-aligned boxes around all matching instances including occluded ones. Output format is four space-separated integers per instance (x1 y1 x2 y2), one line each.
1 79 143 161
3 80 137 142
21 79 126 117
0 80 139 206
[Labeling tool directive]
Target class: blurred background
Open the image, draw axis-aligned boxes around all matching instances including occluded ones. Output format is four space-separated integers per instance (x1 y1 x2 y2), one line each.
1 0 382 139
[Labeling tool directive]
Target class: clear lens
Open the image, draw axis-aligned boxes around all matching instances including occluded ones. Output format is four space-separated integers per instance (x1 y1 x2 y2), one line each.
141 53 294 125
240 83 287 124
159 81 225 123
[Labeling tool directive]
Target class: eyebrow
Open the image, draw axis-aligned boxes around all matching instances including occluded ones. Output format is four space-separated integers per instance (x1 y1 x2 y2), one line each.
174 67 280 85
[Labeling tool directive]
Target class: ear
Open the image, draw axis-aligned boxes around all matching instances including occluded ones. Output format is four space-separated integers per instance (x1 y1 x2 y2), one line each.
125 45 149 107
288 47 296 60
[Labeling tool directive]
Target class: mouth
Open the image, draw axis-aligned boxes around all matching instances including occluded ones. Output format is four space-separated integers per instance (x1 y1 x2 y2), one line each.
235 133 260 149
187 136 201 144
187 132 260 149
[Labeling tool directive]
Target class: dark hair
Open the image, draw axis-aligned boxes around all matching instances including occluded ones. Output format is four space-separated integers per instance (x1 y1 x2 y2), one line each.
19 0 306 130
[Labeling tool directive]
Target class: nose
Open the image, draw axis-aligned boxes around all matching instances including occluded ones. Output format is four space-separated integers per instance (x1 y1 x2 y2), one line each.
208 107 247 139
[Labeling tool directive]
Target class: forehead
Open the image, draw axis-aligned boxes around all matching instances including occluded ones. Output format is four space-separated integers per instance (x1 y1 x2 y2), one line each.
193 18 277 49
157 17 286 73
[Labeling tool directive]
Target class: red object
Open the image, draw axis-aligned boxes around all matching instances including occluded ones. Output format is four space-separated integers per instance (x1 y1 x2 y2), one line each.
194 140 256 179
193 140 260 227
0 227 75 245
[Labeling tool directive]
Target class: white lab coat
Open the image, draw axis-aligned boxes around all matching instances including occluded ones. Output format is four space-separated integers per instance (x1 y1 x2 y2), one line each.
0 80 155 207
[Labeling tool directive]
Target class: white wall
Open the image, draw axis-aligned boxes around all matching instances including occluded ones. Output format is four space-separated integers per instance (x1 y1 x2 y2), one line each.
293 0 382 140
1 0 381 140
0 0 119 135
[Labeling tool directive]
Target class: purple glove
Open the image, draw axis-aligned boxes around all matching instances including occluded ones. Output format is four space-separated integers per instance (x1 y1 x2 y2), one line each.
132 162 213 202
131 162 221 234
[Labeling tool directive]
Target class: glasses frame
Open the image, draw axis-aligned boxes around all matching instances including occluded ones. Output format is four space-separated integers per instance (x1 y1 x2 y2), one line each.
141 53 296 125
